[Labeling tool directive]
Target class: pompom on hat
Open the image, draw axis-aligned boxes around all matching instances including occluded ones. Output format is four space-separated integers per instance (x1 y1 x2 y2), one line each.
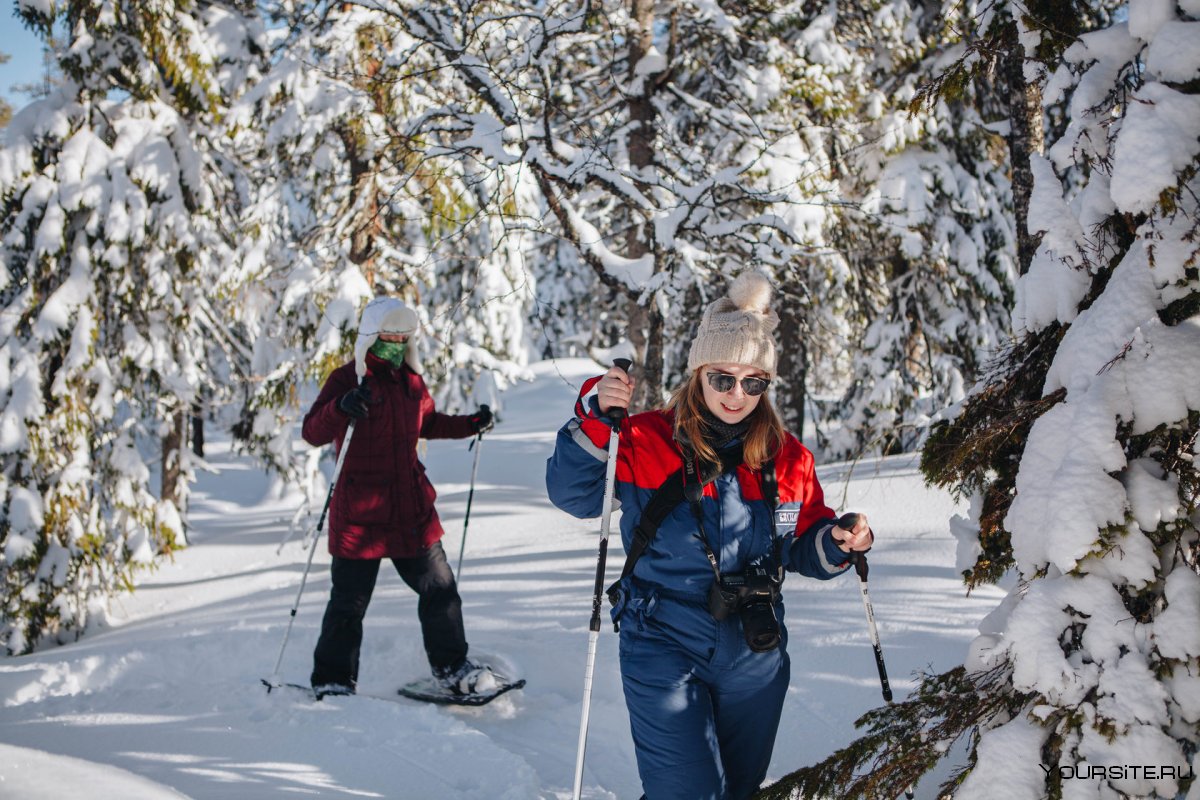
354 296 422 379
687 272 780 377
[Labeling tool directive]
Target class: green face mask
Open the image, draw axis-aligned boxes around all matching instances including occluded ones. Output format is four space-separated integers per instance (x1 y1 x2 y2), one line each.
369 338 408 368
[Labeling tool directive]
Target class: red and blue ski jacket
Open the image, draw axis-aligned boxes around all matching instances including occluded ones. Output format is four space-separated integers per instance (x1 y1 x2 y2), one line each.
545 377 852 626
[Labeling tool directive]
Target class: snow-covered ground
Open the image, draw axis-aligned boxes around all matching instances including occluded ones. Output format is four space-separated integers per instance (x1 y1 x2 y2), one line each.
0 359 1007 799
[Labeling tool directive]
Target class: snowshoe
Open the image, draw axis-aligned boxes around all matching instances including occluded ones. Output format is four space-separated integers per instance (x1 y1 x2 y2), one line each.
263 679 353 701
399 660 525 707
311 682 355 700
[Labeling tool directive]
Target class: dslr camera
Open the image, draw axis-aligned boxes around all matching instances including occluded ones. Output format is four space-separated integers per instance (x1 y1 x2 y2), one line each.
707 564 783 652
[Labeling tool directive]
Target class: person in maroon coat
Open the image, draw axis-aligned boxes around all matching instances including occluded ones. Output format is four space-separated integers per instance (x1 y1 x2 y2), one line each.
302 296 495 697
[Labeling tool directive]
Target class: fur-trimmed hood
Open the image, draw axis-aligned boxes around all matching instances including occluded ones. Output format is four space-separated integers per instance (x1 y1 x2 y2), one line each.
354 296 422 379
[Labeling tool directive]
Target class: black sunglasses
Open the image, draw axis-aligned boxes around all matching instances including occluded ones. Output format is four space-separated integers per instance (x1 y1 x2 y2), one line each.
706 372 770 397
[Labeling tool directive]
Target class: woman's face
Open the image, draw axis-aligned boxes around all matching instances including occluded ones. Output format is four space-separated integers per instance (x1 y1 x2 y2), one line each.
378 332 410 343
700 362 770 424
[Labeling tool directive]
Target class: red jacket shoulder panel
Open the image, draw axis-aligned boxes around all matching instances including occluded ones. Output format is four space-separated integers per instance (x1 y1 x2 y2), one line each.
615 410 682 489
774 433 834 531
736 464 765 501
728 437 810 503
773 434 816 499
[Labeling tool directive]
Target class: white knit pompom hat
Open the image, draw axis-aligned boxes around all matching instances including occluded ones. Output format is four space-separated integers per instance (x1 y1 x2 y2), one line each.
686 272 780 377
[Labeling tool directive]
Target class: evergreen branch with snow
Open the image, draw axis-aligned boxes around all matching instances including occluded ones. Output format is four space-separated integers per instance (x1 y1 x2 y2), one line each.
754 664 1028 800
922 326 1067 587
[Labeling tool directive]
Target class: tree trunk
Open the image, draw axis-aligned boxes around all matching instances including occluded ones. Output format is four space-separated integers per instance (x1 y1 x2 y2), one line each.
627 0 656 179
1003 21 1045 276
342 31 386 287
161 409 186 508
775 284 809 439
628 300 665 410
341 126 381 286
191 402 204 458
625 0 662 408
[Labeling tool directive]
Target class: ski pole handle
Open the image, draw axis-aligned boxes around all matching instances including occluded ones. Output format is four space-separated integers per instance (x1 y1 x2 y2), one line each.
838 512 868 580
609 358 632 427
473 403 492 438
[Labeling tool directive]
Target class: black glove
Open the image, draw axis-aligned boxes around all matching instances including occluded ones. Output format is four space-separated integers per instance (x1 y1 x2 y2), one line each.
470 404 494 434
338 383 372 420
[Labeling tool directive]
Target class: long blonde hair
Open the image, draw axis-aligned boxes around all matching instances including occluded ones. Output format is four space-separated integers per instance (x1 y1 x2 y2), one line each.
665 368 785 471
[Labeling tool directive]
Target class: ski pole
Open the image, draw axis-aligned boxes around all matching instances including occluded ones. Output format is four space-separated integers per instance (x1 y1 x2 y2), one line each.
275 515 301 555
275 493 314 555
454 411 487 582
275 445 331 555
264 388 364 691
572 358 631 800
839 512 913 800
840 513 892 702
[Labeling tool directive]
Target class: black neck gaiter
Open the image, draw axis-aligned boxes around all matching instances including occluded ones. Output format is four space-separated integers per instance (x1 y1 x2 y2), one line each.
699 409 751 452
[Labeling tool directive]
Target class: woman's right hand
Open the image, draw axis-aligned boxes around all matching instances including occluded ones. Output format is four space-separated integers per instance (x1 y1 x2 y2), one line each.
596 365 635 415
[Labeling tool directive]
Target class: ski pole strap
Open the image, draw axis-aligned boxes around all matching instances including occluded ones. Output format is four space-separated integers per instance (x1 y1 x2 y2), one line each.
573 374 605 421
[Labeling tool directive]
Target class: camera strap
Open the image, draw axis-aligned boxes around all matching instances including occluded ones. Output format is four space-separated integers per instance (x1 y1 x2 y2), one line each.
688 451 783 586
759 458 783 579
605 442 778 625
604 445 738 619
683 451 725 584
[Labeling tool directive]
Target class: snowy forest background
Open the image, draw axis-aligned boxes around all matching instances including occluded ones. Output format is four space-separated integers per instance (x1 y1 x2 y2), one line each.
0 0 1197 798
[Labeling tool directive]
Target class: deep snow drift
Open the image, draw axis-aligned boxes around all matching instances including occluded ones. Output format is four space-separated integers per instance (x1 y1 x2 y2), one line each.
0 359 1005 798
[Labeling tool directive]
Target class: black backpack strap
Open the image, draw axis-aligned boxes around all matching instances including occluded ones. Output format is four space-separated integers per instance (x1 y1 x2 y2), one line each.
605 444 746 618
761 458 777 512
605 467 686 631
609 467 686 590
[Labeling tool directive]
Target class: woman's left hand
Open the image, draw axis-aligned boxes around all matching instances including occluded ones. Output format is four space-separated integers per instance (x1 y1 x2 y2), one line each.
833 512 874 553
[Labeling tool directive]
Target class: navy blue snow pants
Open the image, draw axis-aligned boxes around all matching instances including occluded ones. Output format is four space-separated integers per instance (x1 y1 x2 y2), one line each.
618 596 790 800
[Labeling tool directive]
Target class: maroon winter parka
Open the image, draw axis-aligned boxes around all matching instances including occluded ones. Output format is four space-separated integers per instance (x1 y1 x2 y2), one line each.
302 354 475 559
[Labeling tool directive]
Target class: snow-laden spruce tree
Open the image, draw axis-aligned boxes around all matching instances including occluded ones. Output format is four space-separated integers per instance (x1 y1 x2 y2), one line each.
812 0 1017 460
367 0 859 417
0 0 254 653
228 0 533 491
948 3 1200 793
653 2 856 432
759 3 1200 798
224 1 383 481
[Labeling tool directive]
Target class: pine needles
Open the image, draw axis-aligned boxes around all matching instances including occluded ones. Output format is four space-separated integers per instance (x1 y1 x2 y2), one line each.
920 325 1066 588
755 665 1029 800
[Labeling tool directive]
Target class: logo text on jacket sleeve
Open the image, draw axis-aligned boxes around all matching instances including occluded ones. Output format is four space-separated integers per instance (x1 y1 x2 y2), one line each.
775 503 802 536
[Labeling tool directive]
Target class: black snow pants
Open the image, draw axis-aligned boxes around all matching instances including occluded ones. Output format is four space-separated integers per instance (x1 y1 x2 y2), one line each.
310 542 468 688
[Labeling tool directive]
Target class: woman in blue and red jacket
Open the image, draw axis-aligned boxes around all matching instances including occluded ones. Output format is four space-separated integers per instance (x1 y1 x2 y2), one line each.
302 296 494 697
546 273 874 800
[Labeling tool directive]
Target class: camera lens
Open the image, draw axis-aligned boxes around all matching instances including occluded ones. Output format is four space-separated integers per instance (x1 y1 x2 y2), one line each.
739 599 781 653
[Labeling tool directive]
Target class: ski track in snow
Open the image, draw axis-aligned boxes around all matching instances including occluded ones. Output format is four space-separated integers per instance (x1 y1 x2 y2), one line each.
0 359 1007 799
